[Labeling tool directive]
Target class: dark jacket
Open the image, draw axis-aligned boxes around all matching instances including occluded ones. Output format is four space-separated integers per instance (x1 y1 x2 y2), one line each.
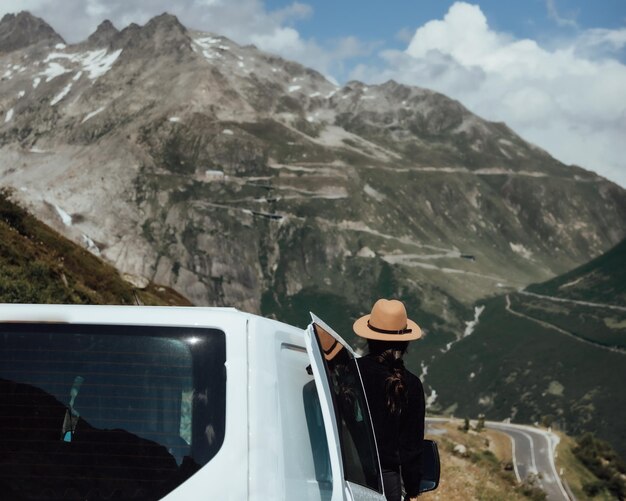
357 354 425 497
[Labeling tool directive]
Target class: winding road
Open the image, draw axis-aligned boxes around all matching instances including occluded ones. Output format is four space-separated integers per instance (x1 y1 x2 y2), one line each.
426 418 571 501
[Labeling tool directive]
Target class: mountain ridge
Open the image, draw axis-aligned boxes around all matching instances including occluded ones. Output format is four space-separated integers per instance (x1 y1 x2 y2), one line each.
0 10 624 351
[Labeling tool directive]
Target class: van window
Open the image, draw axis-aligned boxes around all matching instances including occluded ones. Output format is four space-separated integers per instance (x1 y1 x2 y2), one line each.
0 323 226 500
311 324 381 493
277 342 332 499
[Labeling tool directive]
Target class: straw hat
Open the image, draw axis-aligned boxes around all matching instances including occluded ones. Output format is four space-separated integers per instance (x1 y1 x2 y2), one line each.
353 299 422 341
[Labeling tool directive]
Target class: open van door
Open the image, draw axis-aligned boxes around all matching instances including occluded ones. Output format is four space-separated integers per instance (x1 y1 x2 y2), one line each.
304 314 386 501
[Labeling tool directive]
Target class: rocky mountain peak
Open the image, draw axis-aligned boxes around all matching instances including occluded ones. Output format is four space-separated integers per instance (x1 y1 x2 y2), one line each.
0 11 64 53
379 79 414 99
145 13 187 33
113 12 191 57
86 19 119 47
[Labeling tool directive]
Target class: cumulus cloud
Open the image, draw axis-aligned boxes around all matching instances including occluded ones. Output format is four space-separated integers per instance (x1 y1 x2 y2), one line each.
350 2 626 187
0 0 369 77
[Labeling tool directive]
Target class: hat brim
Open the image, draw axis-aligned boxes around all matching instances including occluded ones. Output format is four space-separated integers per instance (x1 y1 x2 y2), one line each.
353 314 422 341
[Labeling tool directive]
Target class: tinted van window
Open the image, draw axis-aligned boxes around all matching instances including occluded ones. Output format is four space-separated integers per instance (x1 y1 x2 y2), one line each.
0 323 226 500
311 324 381 492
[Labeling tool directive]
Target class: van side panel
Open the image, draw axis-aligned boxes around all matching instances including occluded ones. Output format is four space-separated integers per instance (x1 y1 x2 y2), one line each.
248 318 333 501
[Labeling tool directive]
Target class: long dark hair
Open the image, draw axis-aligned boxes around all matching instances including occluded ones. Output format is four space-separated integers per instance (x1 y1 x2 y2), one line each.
367 339 409 415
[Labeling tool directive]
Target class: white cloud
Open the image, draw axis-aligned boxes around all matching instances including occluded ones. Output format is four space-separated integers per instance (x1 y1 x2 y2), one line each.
545 0 579 28
351 2 626 187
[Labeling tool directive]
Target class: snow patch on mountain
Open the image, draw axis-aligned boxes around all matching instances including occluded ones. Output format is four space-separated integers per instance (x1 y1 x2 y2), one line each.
42 48 122 82
51 83 72 105
82 234 101 256
42 61 69 82
426 389 438 408
4 108 14 123
463 305 485 338
82 106 105 123
82 49 123 79
53 204 72 226
509 242 533 259
364 184 386 202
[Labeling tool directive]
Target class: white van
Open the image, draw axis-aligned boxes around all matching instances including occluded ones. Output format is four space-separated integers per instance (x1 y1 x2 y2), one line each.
0 304 439 500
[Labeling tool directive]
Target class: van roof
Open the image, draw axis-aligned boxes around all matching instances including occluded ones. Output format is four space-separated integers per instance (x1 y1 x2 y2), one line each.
0 303 246 326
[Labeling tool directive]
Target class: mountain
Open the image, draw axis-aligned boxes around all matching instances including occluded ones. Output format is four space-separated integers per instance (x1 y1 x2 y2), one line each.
426 239 626 457
86 20 119 48
0 11 625 413
0 11 64 53
0 188 190 305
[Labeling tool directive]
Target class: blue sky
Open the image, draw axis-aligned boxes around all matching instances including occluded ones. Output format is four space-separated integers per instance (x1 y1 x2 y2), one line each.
263 0 626 75
2 0 625 186
267 0 625 44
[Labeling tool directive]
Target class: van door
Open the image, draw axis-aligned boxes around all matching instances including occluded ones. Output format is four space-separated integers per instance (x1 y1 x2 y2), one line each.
304 314 385 501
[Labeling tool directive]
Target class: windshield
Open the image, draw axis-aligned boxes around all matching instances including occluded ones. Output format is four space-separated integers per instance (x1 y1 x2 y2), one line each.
0 323 226 500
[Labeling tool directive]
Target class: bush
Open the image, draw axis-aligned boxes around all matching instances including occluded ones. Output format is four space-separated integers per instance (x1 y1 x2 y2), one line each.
573 433 626 500
0 188 27 233
582 480 603 497
516 474 547 501
459 416 470 432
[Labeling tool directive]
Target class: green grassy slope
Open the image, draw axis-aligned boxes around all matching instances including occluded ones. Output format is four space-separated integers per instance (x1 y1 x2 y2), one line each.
428 294 626 456
427 239 626 458
0 189 191 306
526 238 626 306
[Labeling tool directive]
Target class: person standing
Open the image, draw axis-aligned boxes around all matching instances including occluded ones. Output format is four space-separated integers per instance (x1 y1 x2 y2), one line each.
354 299 425 501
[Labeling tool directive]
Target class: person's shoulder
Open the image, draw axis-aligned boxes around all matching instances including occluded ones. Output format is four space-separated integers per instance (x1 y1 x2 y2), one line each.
404 369 424 390
357 354 374 364
357 355 382 373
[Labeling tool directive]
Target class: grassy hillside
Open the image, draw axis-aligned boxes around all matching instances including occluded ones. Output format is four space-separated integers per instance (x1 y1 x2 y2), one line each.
557 432 626 500
425 236 626 458
0 189 191 306
526 238 626 306
427 292 626 457
509 293 626 350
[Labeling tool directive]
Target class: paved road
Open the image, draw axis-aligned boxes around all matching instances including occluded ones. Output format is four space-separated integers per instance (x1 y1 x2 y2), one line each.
426 418 571 501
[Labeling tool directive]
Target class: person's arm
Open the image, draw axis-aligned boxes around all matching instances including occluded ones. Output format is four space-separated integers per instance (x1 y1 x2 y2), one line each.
399 377 425 497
